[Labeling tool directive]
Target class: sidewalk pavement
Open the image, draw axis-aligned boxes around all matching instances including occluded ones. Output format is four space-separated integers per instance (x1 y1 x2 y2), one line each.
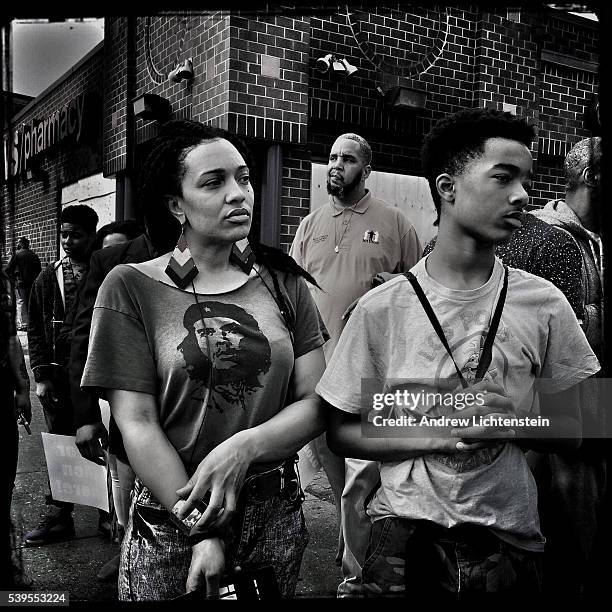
11 331 342 601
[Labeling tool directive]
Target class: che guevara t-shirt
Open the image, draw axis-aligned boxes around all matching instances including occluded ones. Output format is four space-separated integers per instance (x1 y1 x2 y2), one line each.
82 264 325 474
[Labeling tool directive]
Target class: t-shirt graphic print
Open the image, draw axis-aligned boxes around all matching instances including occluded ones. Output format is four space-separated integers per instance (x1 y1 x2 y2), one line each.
177 301 272 414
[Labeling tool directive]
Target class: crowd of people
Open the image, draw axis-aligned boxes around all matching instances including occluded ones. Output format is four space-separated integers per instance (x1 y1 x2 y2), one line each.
1 107 609 600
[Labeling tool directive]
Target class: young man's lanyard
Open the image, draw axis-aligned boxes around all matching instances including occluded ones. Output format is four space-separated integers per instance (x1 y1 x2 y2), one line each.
404 266 509 389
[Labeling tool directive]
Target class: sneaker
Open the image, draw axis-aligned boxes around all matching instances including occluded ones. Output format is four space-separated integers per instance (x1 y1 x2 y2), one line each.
23 511 75 546
96 553 120 582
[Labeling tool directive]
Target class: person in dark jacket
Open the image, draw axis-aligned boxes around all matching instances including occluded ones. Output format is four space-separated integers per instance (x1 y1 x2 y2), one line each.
24 204 98 546
5 237 42 331
528 137 607 597
69 232 156 461
68 231 153 580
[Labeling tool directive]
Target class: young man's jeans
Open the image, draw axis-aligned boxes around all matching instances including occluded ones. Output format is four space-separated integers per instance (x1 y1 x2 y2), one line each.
119 479 309 600
361 517 542 598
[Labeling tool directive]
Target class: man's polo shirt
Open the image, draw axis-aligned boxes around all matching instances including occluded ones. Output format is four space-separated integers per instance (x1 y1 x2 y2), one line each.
290 191 421 357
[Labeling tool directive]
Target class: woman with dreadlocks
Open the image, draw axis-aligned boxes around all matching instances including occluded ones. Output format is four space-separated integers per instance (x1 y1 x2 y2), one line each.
82 120 328 600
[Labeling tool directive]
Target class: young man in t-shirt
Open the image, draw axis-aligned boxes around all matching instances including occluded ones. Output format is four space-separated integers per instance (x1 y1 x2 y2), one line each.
317 108 600 596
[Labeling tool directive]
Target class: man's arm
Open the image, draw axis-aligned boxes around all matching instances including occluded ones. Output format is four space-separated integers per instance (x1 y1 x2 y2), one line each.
326 403 459 461
325 379 578 460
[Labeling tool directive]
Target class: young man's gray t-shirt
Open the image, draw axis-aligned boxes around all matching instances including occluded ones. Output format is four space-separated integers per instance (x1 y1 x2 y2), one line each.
82 264 325 474
316 256 599 551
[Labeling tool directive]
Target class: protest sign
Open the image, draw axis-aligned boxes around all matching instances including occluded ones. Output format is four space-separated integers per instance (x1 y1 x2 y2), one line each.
41 433 109 512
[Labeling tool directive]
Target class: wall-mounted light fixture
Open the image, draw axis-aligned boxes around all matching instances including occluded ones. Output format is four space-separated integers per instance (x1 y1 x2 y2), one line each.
338 58 358 76
316 54 358 77
168 58 194 83
132 93 172 122
384 86 427 110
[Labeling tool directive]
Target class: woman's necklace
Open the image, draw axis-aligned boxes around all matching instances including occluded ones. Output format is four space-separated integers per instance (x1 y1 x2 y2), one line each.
333 201 358 254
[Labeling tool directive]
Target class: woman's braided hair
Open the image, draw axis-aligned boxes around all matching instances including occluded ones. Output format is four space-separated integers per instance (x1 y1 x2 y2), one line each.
138 120 320 303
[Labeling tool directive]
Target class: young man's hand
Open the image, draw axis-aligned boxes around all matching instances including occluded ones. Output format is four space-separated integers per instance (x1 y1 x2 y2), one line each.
450 380 518 447
450 380 514 419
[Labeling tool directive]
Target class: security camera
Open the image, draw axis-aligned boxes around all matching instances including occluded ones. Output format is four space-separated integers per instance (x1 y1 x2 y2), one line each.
169 58 194 83
316 54 334 73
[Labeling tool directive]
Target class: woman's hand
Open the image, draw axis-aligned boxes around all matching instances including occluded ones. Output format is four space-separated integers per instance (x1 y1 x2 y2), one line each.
176 430 255 532
186 537 226 597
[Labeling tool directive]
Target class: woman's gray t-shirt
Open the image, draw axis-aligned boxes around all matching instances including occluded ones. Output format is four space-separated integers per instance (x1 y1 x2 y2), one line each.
82 264 325 473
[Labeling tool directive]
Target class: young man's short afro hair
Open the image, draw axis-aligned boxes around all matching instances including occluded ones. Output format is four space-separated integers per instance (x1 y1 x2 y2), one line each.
60 204 99 234
421 107 536 225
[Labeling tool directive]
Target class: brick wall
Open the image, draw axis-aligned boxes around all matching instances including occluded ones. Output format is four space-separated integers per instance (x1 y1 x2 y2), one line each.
473 11 539 122
193 14 232 129
309 7 481 148
535 12 598 206
531 156 565 205
281 147 311 251
300 5 598 234
101 7 598 245
225 13 310 143
126 12 310 143
103 17 132 176
2 47 104 266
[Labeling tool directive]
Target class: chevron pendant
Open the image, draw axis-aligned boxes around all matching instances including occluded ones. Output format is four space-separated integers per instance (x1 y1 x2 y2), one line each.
165 232 199 289
229 238 255 274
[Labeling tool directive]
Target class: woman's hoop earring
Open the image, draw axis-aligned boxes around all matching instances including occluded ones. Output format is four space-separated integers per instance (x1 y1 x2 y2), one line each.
165 224 199 289
229 238 255 274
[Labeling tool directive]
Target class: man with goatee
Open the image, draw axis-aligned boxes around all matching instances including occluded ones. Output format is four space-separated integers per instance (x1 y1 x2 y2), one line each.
290 133 421 596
